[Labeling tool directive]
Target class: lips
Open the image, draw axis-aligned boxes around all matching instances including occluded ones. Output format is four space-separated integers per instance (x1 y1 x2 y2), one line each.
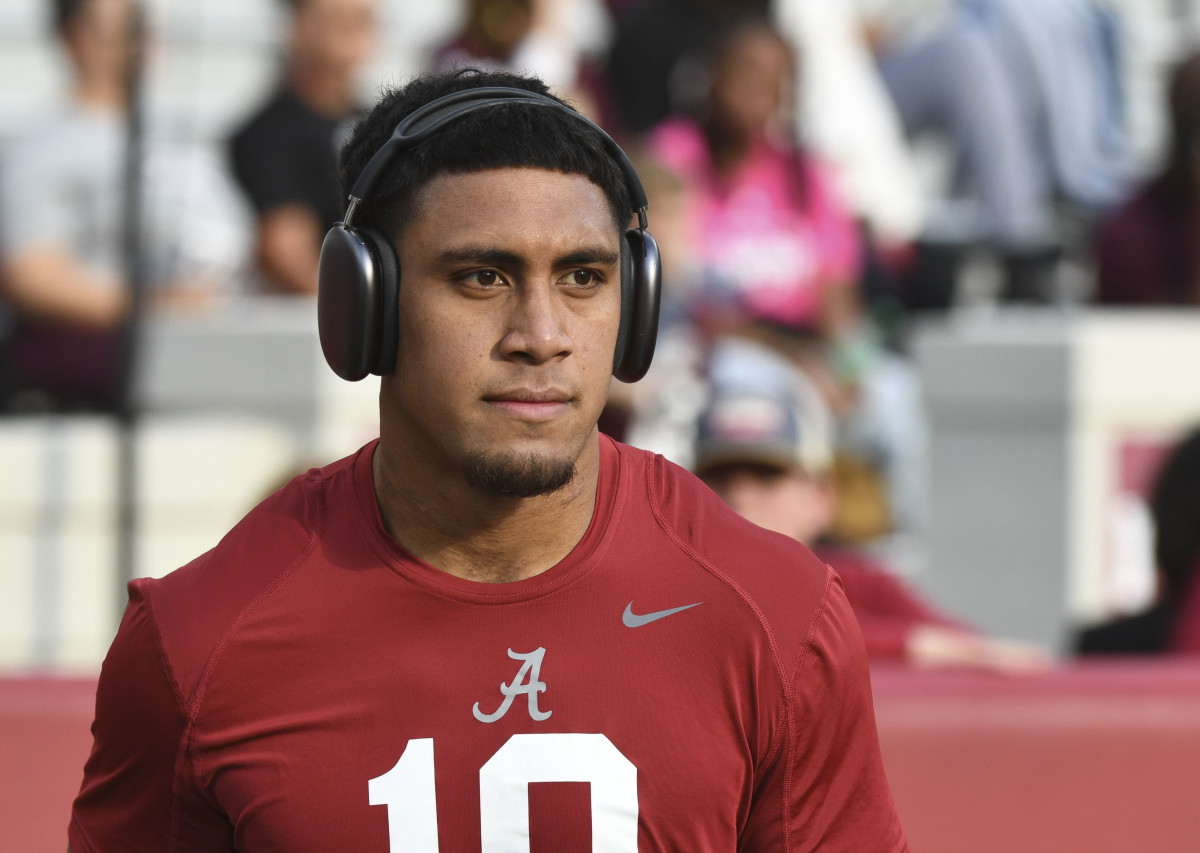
487 389 571 404
484 388 574 422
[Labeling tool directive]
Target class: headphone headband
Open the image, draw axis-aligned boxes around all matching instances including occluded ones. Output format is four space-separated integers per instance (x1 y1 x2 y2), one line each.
344 87 648 230
319 84 661 384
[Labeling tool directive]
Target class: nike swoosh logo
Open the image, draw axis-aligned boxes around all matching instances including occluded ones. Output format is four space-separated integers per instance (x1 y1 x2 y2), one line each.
622 601 703 628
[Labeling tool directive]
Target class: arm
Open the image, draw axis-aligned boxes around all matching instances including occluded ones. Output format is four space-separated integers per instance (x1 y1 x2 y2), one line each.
0 130 127 328
254 204 322 295
741 572 909 851
229 119 324 295
830 547 964 659
1 247 128 328
830 549 1049 670
904 623 1051 671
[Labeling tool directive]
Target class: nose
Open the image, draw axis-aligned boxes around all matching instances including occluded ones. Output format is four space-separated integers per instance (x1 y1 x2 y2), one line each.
497 282 574 366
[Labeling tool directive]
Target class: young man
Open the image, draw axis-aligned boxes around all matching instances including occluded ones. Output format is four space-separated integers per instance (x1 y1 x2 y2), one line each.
694 336 1048 670
69 70 908 851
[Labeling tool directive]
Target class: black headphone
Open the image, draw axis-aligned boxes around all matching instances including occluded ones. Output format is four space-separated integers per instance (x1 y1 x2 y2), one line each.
317 86 662 383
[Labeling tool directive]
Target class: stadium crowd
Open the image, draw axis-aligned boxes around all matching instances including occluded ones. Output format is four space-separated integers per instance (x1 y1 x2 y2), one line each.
2 0 1200 658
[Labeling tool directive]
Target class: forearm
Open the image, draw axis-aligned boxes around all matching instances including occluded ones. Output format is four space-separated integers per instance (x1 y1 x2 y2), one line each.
2 249 127 329
256 206 322 295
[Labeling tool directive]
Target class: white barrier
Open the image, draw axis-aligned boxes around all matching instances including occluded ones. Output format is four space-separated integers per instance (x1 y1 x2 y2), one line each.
913 308 1200 651
1 298 379 672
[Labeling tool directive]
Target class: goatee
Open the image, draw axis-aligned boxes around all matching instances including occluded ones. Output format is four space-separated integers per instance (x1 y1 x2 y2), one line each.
463 450 577 498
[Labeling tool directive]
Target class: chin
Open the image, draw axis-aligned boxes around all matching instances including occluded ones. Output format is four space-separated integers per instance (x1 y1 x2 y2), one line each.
462 449 578 498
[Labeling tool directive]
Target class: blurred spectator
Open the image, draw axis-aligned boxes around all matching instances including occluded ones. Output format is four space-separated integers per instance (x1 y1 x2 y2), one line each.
228 0 375 295
607 0 924 252
0 0 247 411
645 18 861 342
695 336 1047 669
1078 427 1200 655
1094 50 1200 306
968 0 1131 214
640 18 929 564
867 0 1054 304
861 0 1133 307
773 0 924 254
432 0 612 121
605 0 767 137
609 154 707 456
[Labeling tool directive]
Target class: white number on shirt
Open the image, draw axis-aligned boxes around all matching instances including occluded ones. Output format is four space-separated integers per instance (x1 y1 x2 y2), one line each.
368 737 439 851
368 733 639 852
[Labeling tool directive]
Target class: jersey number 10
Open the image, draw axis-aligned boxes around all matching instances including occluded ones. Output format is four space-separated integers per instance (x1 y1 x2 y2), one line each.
368 732 639 852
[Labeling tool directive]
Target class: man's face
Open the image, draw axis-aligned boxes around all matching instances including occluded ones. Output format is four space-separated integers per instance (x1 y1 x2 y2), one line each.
293 0 376 77
381 167 623 498
701 462 833 545
64 0 137 85
711 27 791 139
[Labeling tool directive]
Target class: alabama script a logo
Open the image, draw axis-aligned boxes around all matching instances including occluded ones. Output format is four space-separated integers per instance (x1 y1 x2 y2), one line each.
472 647 552 723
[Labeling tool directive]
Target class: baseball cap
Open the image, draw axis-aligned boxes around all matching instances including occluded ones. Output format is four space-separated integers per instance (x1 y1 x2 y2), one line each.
693 338 833 478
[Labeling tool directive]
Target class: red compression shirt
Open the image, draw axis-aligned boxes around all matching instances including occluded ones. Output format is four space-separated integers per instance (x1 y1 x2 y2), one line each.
70 436 907 852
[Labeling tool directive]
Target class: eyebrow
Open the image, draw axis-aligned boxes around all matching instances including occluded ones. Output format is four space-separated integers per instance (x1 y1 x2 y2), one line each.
557 247 621 268
434 245 621 270
435 246 523 268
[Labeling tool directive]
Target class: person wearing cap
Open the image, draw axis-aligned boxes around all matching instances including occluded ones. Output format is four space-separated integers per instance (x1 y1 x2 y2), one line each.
695 337 1049 669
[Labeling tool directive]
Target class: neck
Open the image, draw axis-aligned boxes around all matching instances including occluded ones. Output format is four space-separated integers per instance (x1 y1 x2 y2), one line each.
74 76 127 112
371 433 602 584
288 60 355 117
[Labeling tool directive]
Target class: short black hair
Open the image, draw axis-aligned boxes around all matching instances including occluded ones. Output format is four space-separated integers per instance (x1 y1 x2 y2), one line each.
1151 426 1200 602
337 68 634 239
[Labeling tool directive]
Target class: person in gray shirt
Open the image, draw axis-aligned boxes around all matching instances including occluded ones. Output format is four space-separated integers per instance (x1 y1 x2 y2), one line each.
0 0 247 410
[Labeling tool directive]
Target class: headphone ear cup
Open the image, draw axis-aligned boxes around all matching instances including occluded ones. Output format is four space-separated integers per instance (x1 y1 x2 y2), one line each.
613 228 662 383
360 227 400 376
318 225 381 381
317 224 400 381
613 238 635 377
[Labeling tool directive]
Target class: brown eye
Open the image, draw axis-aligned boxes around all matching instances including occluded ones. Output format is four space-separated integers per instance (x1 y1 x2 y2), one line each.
569 270 597 287
474 270 498 287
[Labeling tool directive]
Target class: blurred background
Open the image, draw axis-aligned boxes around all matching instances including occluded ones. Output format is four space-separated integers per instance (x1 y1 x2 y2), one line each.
4 0 1200 849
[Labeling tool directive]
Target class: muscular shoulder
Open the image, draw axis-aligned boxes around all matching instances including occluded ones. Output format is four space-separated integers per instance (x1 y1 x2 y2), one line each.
130 451 354 700
616 442 837 662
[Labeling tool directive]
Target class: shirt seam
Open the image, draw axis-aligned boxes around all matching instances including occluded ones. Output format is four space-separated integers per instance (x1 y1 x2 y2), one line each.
139 585 198 850
783 566 837 853
641 456 792 783
182 470 327 807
